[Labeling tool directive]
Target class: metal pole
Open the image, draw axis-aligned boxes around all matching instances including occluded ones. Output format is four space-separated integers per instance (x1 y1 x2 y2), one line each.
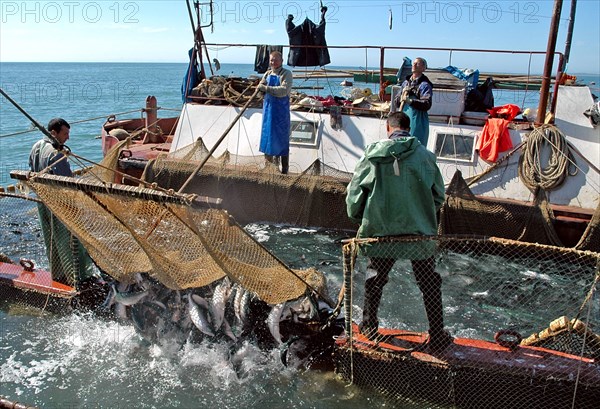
379 48 385 100
536 0 563 125
0 87 59 145
563 0 577 69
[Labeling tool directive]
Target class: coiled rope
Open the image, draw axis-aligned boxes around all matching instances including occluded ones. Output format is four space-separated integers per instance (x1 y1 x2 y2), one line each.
518 124 577 192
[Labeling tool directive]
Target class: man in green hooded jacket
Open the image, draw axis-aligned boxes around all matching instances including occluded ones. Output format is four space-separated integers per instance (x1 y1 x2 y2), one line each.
346 112 452 352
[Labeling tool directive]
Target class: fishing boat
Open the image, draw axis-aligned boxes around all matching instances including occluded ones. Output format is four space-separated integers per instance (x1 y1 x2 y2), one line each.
99 1 599 253
1 1 599 408
94 2 600 404
0 257 76 311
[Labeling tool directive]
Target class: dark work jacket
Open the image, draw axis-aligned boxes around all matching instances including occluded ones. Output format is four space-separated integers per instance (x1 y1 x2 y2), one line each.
286 15 330 67
254 45 284 74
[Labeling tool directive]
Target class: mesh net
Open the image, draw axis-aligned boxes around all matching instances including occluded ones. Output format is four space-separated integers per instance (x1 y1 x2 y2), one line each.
0 193 79 312
139 138 353 229
336 235 600 408
11 170 312 305
441 170 600 251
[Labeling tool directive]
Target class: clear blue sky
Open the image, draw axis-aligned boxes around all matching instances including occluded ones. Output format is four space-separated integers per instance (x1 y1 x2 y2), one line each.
1 1 598 74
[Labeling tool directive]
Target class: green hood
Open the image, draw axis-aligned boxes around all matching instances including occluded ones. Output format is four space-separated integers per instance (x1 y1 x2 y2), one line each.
346 135 445 259
363 137 419 164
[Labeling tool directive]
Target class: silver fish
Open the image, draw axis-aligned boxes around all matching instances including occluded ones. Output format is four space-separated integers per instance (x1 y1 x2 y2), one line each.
233 285 251 326
149 300 166 310
114 302 128 321
112 283 148 306
221 318 237 342
134 273 151 290
101 284 115 309
266 303 285 345
188 295 215 337
210 277 232 330
191 293 210 310
284 296 318 322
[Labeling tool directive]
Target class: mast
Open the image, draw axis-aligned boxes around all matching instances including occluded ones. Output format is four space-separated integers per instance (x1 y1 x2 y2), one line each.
536 0 563 125
563 0 577 69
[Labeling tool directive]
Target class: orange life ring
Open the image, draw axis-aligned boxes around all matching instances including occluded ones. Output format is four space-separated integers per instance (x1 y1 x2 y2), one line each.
495 329 522 350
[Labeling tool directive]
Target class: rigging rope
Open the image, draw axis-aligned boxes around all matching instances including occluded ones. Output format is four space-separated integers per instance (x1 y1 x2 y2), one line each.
0 108 156 139
518 124 577 192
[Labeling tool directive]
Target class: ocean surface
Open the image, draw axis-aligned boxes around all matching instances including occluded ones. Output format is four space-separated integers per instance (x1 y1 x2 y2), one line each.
1 62 599 408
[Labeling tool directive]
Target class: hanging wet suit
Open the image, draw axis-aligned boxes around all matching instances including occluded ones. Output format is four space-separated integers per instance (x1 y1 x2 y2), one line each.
286 6 330 67
259 70 291 172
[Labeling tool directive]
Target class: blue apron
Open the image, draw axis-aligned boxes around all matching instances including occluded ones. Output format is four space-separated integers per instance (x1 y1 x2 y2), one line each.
259 74 290 156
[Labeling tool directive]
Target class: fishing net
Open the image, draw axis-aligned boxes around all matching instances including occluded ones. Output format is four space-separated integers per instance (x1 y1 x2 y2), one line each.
140 138 353 229
0 192 78 311
440 170 600 251
9 168 317 305
336 235 600 408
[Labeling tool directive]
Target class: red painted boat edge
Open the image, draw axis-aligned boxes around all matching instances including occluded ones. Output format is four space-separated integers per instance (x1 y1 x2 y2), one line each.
0 261 76 297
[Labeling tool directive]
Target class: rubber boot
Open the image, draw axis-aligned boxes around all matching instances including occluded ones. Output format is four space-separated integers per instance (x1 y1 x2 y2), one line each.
361 259 394 339
423 283 445 336
414 257 453 351
281 155 289 174
361 273 384 338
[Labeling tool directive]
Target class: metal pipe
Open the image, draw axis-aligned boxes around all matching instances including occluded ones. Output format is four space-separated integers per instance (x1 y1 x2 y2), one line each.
379 47 385 100
203 42 554 56
563 0 577 68
536 0 563 125
144 96 158 143
550 54 565 117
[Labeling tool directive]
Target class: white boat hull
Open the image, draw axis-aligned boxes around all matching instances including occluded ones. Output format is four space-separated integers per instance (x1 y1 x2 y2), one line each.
171 86 599 211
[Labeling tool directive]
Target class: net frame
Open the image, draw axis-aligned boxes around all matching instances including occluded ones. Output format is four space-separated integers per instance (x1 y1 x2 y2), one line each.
336 234 600 408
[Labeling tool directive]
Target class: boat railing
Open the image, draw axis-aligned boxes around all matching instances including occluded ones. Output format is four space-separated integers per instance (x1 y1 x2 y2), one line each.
196 42 563 118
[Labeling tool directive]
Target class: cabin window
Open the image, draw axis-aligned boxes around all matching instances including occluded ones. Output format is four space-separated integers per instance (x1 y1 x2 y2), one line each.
290 120 319 147
434 132 476 162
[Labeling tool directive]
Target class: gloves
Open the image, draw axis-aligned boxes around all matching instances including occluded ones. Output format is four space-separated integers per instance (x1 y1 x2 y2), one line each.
258 83 267 92
400 88 413 105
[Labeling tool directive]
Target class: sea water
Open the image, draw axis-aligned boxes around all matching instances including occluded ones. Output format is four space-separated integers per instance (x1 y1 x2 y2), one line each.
1 62 598 408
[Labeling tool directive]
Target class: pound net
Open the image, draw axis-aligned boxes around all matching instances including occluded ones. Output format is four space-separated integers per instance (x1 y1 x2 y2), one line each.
441 168 600 252
336 235 600 408
139 137 353 229
4 154 326 308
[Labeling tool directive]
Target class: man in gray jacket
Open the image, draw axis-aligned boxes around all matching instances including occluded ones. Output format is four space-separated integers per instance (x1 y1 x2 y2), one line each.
29 118 93 286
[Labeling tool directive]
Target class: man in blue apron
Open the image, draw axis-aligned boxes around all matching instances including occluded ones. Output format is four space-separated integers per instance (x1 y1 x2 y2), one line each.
394 57 433 148
258 51 293 174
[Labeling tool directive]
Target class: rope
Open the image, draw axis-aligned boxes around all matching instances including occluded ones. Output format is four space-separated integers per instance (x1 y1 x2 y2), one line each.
0 108 146 139
342 240 358 385
518 124 577 192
